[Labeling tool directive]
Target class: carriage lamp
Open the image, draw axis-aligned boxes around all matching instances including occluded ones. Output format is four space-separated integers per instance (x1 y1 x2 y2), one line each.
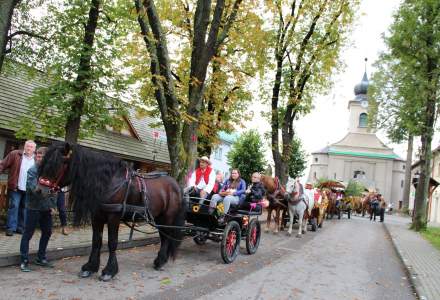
243 216 249 226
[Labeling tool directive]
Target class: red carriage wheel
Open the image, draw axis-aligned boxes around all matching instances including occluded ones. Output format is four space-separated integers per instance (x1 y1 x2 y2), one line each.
221 221 241 264
246 218 261 255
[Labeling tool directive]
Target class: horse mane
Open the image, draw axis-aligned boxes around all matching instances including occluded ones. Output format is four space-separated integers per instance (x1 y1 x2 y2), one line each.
68 144 127 225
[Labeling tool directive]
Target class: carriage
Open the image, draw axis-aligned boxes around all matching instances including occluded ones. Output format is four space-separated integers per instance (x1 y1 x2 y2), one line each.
183 195 262 264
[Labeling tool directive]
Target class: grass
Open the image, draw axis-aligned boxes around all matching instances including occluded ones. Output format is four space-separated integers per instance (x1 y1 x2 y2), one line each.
421 227 440 251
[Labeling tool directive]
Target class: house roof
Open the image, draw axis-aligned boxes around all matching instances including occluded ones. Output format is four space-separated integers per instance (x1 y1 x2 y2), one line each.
0 67 170 165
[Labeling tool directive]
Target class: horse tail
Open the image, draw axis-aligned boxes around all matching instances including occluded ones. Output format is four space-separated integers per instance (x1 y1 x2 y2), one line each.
167 187 186 260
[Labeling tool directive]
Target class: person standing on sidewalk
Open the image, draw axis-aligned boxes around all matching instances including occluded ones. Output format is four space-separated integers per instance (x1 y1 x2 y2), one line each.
0 140 36 236
379 194 386 222
20 146 57 272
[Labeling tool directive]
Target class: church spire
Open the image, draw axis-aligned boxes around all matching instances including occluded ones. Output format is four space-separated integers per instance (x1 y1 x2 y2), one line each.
354 58 369 100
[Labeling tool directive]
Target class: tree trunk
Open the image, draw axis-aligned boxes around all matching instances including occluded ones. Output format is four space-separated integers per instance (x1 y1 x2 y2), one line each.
402 134 413 210
0 0 19 73
413 33 437 230
64 0 100 144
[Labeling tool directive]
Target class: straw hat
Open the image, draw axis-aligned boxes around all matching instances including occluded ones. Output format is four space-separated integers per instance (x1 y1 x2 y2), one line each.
199 156 211 165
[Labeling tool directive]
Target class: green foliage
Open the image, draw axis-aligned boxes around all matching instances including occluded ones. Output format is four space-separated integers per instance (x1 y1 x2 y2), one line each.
344 180 365 197
421 227 440 251
227 130 267 183
11 0 135 140
287 136 307 179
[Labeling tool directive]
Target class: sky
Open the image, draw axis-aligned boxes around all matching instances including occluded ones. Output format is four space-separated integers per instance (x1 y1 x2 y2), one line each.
244 0 415 179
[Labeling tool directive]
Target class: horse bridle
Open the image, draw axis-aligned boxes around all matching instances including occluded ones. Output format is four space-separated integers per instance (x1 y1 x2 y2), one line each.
38 160 69 193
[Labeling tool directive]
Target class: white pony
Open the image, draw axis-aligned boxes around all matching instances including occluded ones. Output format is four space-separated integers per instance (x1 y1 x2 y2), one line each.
285 179 314 238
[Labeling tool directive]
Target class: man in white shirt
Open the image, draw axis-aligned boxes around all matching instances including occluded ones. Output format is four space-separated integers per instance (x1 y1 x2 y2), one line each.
0 140 36 236
187 156 216 204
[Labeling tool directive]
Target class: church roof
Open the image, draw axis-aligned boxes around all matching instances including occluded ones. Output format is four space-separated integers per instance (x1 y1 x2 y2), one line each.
312 132 404 161
354 71 369 101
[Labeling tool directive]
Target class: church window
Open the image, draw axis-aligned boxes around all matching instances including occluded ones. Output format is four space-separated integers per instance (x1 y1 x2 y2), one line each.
401 180 404 188
314 157 318 162
313 172 317 179
403 165 405 170
334 173 336 179
359 113 368 128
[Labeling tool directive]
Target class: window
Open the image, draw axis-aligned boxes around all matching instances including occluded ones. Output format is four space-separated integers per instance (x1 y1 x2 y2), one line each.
334 173 336 179
401 180 404 188
314 157 318 163
359 113 368 128
313 172 317 179
354 170 365 179
403 165 405 170
214 147 223 160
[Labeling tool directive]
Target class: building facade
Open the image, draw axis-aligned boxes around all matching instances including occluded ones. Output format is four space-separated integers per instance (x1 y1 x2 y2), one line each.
307 71 406 209
210 131 238 179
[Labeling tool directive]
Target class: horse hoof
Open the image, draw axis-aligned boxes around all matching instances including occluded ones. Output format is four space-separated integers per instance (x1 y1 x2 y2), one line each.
287 232 292 237
302 230 306 234
296 234 302 238
273 231 279 235
264 228 270 233
99 274 114 282
79 270 93 278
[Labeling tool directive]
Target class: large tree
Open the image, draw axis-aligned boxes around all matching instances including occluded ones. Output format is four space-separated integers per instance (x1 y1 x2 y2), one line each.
133 0 248 183
370 0 440 230
369 55 422 211
267 0 359 185
0 0 20 72
227 130 267 183
14 0 132 143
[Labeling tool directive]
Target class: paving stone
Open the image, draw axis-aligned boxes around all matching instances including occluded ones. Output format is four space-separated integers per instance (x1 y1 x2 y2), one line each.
385 215 440 300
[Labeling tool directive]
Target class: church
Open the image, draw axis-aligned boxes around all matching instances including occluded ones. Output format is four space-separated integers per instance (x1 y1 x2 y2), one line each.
307 71 406 209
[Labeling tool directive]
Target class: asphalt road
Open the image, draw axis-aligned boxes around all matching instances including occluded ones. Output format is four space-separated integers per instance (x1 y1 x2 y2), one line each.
0 216 416 300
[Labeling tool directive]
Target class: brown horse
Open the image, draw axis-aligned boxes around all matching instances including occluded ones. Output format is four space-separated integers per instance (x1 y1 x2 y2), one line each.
37 142 185 281
260 175 287 233
324 189 340 219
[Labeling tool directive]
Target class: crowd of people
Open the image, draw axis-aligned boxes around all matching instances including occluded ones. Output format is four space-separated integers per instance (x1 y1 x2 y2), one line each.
0 140 68 272
369 193 387 222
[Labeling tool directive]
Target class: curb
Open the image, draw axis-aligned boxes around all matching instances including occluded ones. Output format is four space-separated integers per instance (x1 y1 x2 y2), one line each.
0 235 159 268
383 223 423 300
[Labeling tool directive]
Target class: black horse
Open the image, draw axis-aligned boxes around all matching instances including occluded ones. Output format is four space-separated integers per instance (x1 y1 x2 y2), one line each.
37 142 185 281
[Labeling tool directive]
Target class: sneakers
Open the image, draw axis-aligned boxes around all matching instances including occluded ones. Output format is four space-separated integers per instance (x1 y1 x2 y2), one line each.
5 230 13 236
20 262 31 272
34 258 54 268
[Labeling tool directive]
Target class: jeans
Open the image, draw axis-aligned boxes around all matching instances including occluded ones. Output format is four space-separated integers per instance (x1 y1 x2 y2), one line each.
210 194 240 214
20 209 53 263
6 190 26 232
57 192 67 227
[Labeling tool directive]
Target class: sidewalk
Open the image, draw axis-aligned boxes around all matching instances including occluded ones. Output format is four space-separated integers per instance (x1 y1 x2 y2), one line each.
0 224 159 267
384 214 440 300
0 211 269 268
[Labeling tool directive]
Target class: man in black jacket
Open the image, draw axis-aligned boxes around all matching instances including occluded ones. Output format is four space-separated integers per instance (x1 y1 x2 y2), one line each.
19 147 57 272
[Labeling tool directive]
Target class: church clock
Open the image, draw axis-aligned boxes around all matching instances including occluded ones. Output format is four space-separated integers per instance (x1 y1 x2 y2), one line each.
361 100 368 108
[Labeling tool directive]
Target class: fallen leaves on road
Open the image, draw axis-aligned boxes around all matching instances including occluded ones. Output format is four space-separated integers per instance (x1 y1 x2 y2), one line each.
160 277 172 285
62 279 78 284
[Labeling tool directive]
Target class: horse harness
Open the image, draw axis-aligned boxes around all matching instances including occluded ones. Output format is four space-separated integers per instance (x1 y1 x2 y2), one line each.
100 170 167 233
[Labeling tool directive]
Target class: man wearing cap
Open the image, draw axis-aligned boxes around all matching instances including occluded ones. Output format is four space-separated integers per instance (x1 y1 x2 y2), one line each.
187 156 216 203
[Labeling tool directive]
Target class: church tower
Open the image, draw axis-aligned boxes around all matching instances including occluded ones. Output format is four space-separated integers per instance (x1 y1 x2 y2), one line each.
348 60 373 133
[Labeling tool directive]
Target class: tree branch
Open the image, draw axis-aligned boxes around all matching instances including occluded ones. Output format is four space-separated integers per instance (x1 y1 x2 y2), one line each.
8 30 47 41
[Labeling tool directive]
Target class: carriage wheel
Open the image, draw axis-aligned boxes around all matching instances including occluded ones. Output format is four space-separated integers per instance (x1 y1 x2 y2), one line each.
246 219 261 255
221 221 241 264
193 235 207 245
